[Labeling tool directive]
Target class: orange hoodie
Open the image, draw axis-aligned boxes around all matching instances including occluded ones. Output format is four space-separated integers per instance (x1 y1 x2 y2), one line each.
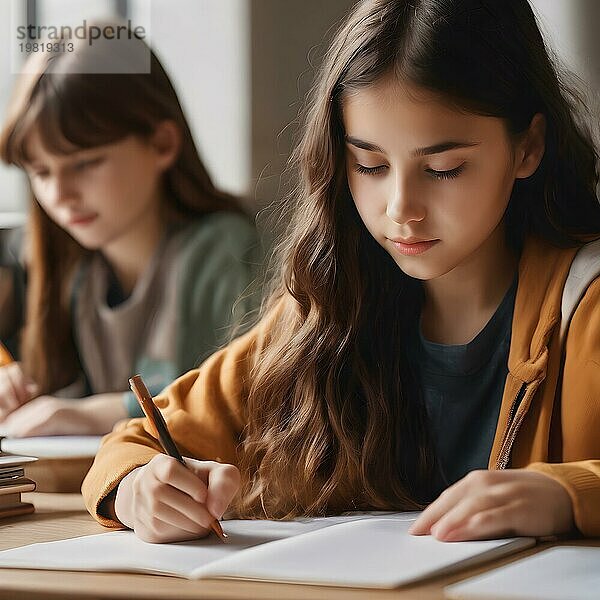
81 235 600 537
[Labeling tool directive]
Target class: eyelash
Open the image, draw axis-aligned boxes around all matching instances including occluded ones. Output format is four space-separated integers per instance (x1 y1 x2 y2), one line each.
429 165 465 180
354 164 387 176
353 164 465 180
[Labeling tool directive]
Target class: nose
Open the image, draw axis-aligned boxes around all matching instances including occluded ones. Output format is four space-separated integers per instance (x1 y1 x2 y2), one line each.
45 173 79 208
386 171 426 225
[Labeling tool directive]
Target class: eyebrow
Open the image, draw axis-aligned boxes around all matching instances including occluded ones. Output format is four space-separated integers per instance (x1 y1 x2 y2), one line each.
344 135 480 157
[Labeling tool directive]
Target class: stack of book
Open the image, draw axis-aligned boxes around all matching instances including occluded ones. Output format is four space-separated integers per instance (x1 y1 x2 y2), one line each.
0 454 38 519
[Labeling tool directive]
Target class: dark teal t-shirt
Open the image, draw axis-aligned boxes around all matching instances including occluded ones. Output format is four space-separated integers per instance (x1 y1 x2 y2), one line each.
409 276 518 489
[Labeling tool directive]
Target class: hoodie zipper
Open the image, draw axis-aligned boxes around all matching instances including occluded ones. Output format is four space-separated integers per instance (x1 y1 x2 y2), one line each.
495 382 528 470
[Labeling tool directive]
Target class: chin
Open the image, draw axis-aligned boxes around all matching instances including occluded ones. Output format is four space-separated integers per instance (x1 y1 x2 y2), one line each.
69 234 104 251
391 257 454 281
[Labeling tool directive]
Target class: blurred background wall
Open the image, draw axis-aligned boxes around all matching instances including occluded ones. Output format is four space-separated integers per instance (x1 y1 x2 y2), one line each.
0 0 598 225
530 0 600 95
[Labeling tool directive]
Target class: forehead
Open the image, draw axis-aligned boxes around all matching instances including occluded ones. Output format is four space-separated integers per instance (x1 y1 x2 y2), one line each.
342 77 506 148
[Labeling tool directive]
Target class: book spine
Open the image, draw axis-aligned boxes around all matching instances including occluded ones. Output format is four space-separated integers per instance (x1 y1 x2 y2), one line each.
0 502 35 519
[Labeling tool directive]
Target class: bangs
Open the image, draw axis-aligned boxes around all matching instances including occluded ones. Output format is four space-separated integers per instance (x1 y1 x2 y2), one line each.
4 71 153 166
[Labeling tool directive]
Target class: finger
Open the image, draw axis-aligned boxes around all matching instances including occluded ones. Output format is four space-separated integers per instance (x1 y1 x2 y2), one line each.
441 505 519 541
3 412 45 437
1 400 57 437
429 489 508 541
15 421 53 437
151 456 208 504
150 502 210 537
0 398 11 422
6 364 30 408
0 389 19 416
205 463 241 519
0 368 22 414
25 382 40 399
183 458 223 479
147 486 216 534
135 513 204 544
409 480 467 535
184 459 241 519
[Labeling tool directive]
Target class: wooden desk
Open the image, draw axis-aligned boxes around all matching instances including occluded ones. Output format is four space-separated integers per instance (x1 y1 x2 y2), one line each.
0 493 597 600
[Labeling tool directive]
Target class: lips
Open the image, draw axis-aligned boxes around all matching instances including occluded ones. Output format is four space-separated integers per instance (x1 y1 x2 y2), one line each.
389 237 437 244
389 237 440 256
68 214 98 226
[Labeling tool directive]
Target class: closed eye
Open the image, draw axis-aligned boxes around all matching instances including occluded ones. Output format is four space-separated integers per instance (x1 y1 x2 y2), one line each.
73 157 104 172
426 164 465 180
353 163 466 179
354 164 388 176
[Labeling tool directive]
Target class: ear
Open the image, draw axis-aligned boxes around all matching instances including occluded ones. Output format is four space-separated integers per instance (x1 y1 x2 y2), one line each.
149 120 182 172
514 113 546 179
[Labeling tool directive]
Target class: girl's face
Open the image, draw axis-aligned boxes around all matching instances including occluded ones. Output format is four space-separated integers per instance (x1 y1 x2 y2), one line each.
343 77 542 282
23 127 170 251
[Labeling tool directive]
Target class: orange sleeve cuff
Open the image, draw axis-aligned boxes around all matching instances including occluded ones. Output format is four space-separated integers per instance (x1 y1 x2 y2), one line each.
527 461 600 538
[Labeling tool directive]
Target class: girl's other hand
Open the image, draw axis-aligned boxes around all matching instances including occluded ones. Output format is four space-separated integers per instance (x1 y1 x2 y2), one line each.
114 455 241 543
409 469 575 541
0 363 39 422
0 393 128 436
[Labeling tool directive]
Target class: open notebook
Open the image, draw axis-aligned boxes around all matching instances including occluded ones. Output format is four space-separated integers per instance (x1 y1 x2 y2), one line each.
0 512 534 588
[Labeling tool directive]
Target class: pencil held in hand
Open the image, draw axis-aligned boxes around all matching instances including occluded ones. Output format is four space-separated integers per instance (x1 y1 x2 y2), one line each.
128 375 227 542
129 375 184 463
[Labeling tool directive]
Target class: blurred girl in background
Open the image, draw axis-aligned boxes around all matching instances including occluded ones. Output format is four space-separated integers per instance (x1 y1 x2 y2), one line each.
0 26 261 436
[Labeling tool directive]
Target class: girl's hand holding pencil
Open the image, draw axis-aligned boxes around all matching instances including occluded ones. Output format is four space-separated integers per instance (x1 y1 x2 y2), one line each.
114 455 240 543
114 375 239 543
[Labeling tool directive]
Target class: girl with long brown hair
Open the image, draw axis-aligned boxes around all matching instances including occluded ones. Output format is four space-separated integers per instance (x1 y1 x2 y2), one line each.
84 0 600 544
0 28 261 436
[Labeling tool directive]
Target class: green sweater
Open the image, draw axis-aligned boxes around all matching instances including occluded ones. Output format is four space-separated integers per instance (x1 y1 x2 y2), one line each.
71 212 263 417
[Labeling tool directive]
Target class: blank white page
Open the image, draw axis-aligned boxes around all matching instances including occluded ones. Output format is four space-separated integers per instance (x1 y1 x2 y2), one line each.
0 512 415 578
445 547 600 600
192 518 535 587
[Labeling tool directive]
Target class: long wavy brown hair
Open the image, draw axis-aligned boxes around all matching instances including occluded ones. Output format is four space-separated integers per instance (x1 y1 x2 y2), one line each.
235 0 600 518
0 26 246 394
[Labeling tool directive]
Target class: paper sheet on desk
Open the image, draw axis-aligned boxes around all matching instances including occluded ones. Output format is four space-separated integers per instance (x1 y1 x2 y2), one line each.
0 433 101 458
0 513 414 577
192 518 535 587
444 547 600 600
0 512 535 588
